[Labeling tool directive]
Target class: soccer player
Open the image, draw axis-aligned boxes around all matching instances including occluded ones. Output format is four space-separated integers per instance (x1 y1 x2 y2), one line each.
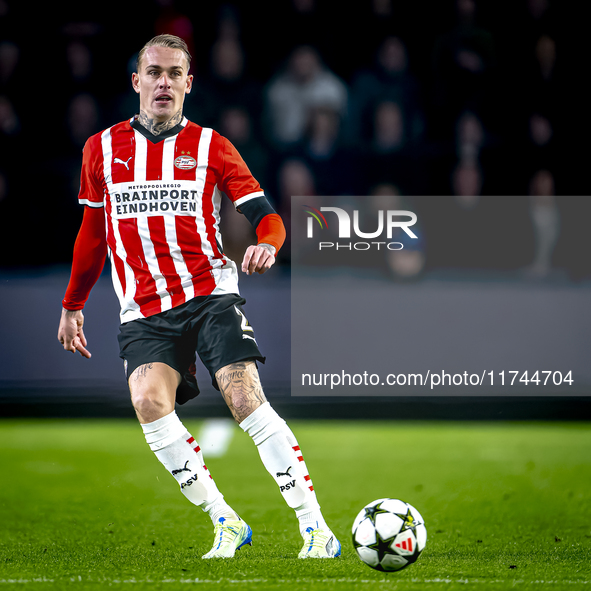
57 34 340 560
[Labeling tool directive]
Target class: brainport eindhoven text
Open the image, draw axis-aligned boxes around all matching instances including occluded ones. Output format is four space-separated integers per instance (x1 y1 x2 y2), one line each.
111 184 198 216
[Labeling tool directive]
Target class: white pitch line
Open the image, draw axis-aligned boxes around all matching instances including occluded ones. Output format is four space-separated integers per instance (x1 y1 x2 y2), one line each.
1 577 590 585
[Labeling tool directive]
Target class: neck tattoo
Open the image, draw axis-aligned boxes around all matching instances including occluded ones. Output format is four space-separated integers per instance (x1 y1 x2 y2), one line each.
138 109 182 136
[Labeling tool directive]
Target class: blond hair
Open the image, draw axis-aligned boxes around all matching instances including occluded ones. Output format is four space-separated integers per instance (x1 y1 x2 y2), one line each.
136 34 192 72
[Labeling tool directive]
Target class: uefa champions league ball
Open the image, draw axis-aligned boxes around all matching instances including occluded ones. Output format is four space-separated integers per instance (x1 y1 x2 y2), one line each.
352 498 427 572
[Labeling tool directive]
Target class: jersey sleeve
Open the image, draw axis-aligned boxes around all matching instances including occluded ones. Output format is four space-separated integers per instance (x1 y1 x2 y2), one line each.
255 213 286 253
238 197 286 253
62 205 108 310
216 134 285 254
217 136 265 208
78 134 105 208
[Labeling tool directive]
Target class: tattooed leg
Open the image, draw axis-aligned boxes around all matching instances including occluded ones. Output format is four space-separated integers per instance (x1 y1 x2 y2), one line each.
232 367 330 536
129 361 180 424
216 361 267 423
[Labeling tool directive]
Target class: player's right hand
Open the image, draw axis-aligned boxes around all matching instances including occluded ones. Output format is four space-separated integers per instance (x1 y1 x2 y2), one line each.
58 308 91 358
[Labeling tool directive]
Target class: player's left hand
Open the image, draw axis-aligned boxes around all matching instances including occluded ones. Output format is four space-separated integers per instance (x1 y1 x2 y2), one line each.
241 243 276 275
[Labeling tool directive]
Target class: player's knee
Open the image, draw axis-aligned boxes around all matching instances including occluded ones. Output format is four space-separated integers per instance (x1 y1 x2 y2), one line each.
128 362 179 422
231 394 265 423
130 384 174 423
215 360 267 424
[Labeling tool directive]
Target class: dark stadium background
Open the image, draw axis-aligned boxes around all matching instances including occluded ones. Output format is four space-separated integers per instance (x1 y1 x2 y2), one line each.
0 0 589 419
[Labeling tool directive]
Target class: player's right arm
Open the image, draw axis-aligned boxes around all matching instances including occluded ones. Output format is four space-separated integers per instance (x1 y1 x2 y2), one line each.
58 135 107 358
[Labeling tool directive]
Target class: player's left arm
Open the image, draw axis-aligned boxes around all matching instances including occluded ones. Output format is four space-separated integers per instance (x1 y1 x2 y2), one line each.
217 135 286 275
238 198 286 275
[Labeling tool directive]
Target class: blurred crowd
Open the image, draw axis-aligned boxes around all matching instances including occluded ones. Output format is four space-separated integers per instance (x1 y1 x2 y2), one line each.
0 0 588 279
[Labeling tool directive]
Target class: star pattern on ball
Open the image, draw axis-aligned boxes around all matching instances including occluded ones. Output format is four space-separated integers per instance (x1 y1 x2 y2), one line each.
367 528 393 563
395 508 419 532
364 502 390 526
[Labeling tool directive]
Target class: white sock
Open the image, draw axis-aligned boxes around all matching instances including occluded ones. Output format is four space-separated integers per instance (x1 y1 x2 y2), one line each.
239 402 328 536
141 411 239 524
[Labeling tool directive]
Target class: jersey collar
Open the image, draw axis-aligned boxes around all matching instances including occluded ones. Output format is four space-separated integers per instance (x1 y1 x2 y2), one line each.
130 115 187 144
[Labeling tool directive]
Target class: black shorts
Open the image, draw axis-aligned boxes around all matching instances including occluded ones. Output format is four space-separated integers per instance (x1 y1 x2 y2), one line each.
117 294 265 405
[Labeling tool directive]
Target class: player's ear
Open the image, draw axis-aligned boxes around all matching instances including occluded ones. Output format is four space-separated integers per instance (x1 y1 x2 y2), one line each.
131 72 141 94
185 74 193 95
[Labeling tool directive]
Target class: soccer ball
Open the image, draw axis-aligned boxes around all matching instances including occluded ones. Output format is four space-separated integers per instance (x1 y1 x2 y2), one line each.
352 498 427 572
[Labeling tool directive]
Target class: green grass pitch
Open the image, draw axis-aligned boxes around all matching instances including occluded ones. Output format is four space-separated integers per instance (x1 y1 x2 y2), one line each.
1 418 590 590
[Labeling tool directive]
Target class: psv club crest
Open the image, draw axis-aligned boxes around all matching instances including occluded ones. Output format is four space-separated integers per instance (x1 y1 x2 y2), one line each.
174 153 197 170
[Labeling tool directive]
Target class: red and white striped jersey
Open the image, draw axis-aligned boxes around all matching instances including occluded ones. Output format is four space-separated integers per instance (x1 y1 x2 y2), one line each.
79 116 264 323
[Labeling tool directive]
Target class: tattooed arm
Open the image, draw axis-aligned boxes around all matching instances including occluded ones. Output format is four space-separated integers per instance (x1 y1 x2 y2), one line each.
216 361 267 423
